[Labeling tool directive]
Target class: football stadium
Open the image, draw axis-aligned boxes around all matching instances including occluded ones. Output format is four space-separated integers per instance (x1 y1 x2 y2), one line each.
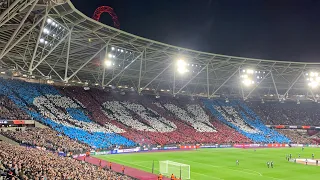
0 0 320 179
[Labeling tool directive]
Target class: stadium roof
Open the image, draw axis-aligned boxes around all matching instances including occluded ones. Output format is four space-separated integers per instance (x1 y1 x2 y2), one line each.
1 0 320 101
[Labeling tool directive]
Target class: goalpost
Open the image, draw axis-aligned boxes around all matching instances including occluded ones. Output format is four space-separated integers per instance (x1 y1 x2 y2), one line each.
159 160 190 179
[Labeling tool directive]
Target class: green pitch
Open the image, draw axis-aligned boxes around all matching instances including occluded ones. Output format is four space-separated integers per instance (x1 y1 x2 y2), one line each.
94 148 320 180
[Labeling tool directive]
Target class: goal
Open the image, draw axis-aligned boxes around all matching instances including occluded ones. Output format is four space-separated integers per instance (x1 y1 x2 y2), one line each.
159 160 190 179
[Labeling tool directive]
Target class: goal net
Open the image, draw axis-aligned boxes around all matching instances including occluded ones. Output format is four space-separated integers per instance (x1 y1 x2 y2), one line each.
159 160 190 179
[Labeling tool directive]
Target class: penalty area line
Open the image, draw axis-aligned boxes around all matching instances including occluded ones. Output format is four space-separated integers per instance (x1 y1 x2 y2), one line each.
106 157 224 180
174 158 263 177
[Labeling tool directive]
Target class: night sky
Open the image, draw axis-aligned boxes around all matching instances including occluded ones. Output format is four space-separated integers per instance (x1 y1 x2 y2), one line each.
71 0 320 62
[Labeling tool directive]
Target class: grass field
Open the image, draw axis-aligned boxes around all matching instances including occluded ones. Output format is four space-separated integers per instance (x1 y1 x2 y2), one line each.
95 148 320 180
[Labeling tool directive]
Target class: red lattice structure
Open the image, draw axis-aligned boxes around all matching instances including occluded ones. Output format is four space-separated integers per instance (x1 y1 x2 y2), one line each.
92 6 120 29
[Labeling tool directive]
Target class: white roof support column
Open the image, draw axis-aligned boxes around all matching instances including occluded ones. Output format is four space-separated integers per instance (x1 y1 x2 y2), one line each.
29 5 48 74
137 49 145 93
64 27 72 82
270 71 280 100
101 42 110 86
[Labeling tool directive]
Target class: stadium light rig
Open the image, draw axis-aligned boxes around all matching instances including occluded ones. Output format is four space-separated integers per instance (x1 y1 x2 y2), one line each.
306 71 320 89
104 60 113 67
240 68 266 86
176 59 189 74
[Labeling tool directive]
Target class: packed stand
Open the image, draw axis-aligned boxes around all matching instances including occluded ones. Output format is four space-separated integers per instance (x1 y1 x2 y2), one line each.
0 127 90 153
0 78 136 149
0 141 134 180
143 96 251 144
60 87 159 145
203 99 291 143
163 103 216 132
246 101 320 126
0 96 30 120
276 129 314 144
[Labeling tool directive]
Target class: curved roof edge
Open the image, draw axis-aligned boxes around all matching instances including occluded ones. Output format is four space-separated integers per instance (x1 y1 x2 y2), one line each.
66 1 318 65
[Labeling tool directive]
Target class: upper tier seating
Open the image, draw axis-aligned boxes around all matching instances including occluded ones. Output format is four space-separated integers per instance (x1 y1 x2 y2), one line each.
203 99 290 143
247 101 320 126
276 129 314 144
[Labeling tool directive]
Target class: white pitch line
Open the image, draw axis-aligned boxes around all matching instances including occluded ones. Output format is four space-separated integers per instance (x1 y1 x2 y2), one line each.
106 157 224 180
174 158 284 180
173 158 262 176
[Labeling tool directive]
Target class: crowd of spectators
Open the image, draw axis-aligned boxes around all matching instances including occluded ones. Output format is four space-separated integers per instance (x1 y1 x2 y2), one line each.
0 96 30 120
0 141 134 180
214 105 258 133
247 101 320 126
163 103 216 132
0 127 89 154
122 101 177 132
203 99 290 143
276 129 314 144
0 79 135 149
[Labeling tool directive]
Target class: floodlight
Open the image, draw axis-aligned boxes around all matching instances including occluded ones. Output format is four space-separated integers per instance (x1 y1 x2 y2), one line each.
111 47 115 51
52 22 56 26
108 54 113 58
46 18 52 23
44 41 48 45
177 67 188 74
176 59 188 74
121 49 124 53
39 38 45 43
242 79 253 86
308 82 318 88
43 28 49 34
104 60 112 67
247 69 254 74
177 59 186 66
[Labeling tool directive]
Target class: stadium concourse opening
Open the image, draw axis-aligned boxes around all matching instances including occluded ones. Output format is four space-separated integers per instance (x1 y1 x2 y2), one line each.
1 0 320 180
